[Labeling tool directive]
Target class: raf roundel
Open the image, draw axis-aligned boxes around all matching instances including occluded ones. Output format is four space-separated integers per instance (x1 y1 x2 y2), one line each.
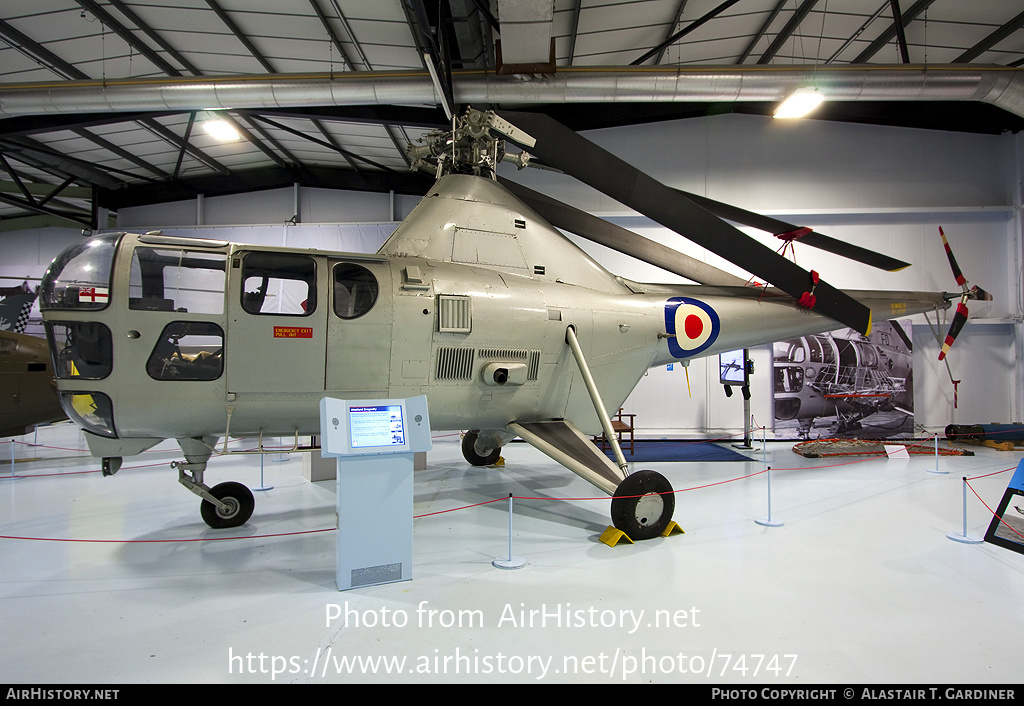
664 297 721 358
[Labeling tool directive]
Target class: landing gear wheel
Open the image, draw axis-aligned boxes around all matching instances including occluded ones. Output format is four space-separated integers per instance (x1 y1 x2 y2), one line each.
462 430 501 466
200 481 255 529
611 470 675 541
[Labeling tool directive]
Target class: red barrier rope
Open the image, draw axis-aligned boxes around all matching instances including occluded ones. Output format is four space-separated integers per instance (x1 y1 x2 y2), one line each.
964 478 1024 541
2 434 1018 546
413 497 507 517
966 467 1015 481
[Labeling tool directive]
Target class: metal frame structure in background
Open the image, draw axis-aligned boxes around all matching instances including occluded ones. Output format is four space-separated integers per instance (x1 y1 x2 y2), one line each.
0 1 1022 232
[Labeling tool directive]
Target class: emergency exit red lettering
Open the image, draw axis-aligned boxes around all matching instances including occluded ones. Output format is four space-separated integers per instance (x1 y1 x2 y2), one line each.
273 327 313 339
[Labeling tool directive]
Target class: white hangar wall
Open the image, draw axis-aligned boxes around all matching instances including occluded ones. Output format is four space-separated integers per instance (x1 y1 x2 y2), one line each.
3 114 1021 438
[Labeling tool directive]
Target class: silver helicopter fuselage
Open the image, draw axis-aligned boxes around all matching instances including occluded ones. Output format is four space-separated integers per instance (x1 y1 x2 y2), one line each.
40 174 946 463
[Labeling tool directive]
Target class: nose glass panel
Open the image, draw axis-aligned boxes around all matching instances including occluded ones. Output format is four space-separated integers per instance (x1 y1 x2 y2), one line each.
40 233 121 311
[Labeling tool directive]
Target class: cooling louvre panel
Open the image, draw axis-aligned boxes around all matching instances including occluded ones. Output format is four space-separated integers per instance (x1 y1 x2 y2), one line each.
438 294 472 333
436 347 475 380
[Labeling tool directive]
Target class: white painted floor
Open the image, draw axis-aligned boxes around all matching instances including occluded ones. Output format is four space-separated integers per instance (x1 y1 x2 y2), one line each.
1 422 1022 685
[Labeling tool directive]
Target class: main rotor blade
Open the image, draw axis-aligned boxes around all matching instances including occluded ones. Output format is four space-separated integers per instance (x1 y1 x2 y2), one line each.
497 110 874 334
499 178 748 288
677 190 910 272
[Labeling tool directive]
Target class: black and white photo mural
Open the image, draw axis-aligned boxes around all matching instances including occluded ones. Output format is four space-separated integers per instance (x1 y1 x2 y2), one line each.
773 320 914 440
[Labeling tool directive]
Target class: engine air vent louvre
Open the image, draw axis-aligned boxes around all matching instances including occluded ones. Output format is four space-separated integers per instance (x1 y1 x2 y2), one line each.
528 350 541 380
436 347 475 380
438 294 472 333
478 348 528 360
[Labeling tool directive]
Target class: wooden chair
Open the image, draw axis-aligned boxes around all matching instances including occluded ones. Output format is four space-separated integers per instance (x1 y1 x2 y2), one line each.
593 408 635 455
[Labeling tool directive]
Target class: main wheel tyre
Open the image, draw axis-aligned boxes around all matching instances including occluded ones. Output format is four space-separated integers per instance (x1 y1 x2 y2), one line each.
610 470 675 541
462 430 501 466
200 481 255 529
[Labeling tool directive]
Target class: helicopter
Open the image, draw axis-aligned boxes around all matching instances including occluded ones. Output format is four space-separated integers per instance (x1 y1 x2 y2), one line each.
0 283 65 438
0 281 37 335
36 109 982 540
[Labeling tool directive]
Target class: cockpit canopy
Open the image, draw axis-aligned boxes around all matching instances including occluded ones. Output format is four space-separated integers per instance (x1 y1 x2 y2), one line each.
40 232 121 312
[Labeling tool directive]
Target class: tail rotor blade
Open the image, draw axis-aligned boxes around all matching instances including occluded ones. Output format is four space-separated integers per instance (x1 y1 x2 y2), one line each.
939 302 969 361
935 228 990 361
940 227 967 287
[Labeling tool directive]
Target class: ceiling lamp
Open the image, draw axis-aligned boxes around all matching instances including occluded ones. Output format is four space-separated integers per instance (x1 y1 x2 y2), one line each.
774 88 824 119
200 112 240 141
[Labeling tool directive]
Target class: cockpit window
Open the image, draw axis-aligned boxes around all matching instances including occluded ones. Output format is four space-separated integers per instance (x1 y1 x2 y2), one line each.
40 233 121 311
333 263 379 319
45 322 113 379
241 252 316 316
59 391 116 438
129 248 226 315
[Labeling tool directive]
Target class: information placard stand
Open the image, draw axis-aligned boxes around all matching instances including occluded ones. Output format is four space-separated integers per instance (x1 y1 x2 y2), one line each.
320 396 431 592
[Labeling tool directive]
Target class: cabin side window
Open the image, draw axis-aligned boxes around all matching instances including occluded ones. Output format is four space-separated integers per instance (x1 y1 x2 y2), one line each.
146 322 224 381
129 247 226 314
241 252 316 316
333 263 379 319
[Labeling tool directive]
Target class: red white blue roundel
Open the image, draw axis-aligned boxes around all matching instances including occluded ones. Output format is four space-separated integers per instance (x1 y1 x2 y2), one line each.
664 297 720 358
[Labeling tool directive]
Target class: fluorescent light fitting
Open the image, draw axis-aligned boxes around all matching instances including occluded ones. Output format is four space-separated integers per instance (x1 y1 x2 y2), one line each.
202 115 240 141
774 88 824 119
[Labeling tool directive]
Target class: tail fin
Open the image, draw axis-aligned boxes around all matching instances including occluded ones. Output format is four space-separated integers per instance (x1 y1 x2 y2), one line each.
0 285 37 334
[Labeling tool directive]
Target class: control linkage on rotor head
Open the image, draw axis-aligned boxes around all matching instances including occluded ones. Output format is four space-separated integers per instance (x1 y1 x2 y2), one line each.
406 108 537 178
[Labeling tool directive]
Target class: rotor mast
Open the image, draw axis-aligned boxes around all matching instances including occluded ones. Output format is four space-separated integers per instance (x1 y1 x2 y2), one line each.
406 108 536 178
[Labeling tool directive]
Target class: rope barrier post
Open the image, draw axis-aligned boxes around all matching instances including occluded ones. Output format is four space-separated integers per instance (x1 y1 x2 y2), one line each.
493 493 526 569
273 436 289 463
927 433 948 475
255 452 274 492
946 476 983 544
761 417 767 465
3 439 24 482
755 466 784 527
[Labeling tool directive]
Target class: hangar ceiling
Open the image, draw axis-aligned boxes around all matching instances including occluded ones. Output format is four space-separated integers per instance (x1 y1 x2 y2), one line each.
1 0 1023 231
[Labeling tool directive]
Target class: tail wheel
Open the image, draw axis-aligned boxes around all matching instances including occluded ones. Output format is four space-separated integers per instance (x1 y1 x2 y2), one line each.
462 430 501 466
200 481 255 529
611 470 675 541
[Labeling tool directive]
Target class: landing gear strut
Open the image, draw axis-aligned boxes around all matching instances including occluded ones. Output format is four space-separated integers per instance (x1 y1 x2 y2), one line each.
173 436 254 529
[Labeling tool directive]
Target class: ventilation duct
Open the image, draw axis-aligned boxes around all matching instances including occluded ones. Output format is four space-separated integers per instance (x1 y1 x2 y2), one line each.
0 66 1022 120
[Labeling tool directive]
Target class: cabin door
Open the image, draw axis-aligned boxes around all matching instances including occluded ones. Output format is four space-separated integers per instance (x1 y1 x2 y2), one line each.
226 250 327 397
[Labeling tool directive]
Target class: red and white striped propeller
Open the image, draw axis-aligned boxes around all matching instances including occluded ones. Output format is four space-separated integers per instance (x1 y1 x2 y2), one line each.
938 227 992 361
